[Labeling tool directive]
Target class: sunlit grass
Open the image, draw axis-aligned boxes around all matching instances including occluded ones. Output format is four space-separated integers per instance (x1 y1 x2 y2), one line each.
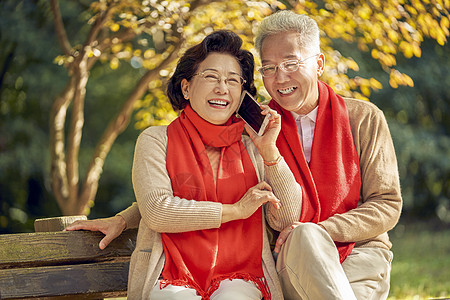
388 220 450 300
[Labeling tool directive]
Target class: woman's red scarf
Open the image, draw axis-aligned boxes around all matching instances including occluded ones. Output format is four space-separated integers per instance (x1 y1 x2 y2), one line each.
269 81 361 263
163 105 270 299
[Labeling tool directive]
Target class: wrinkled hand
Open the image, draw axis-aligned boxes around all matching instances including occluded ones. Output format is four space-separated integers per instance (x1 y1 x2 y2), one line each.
274 222 327 253
245 106 281 162
65 215 127 250
223 182 281 223
274 222 301 253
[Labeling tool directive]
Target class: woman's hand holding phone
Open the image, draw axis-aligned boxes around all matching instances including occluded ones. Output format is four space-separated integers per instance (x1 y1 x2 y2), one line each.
245 105 282 163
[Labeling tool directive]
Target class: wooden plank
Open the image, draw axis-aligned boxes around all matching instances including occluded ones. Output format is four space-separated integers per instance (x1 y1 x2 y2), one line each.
0 260 129 299
34 216 88 232
0 229 137 269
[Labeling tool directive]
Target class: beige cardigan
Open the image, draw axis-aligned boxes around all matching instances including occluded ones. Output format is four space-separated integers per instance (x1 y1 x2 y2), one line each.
120 97 403 298
125 125 302 300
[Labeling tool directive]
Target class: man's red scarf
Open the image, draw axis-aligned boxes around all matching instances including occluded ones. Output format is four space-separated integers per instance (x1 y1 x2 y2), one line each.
269 81 361 263
163 105 270 299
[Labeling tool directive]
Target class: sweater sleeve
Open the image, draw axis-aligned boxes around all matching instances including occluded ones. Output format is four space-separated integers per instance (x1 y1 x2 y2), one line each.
242 136 302 232
319 100 402 243
132 126 222 233
117 202 141 229
264 158 302 231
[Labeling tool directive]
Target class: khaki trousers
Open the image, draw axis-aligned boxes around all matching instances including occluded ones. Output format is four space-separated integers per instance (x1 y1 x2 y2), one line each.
277 223 393 300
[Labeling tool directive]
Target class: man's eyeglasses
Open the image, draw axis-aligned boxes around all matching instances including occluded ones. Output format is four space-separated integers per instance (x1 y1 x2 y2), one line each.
193 70 246 88
258 54 319 77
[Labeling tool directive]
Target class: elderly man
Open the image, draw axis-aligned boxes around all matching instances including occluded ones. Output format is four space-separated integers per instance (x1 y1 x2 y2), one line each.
67 10 402 300
252 10 402 300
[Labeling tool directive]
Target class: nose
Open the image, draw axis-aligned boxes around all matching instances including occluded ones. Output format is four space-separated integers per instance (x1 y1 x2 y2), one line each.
274 68 290 83
214 79 229 94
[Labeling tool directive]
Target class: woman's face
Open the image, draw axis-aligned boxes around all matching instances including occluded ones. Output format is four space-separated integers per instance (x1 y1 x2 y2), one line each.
182 53 244 125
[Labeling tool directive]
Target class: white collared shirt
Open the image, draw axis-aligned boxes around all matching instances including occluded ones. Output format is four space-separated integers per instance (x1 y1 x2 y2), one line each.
291 106 318 163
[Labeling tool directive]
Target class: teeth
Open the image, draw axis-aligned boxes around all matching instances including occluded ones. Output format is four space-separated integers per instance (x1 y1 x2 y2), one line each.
208 100 228 106
278 87 296 95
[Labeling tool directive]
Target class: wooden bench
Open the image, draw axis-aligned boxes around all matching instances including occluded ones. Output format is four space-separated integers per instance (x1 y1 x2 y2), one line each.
0 216 137 299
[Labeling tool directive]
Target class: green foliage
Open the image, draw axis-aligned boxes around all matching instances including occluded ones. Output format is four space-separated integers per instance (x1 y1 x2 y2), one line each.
370 39 450 219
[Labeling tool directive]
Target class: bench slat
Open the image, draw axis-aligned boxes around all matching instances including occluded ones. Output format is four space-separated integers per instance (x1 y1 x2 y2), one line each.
0 229 137 269
0 260 129 299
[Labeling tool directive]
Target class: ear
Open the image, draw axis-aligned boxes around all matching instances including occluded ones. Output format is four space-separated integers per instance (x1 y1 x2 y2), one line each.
317 53 325 77
181 79 189 99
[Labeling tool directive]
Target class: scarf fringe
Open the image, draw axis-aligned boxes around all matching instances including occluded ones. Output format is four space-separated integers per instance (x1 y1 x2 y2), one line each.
160 273 271 300
160 277 207 298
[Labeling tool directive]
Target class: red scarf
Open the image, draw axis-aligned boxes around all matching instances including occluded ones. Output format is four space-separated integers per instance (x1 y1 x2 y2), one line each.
269 81 361 263
163 105 270 299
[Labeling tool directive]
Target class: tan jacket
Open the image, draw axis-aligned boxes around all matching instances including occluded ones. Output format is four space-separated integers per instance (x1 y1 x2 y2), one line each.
318 98 402 250
124 125 302 299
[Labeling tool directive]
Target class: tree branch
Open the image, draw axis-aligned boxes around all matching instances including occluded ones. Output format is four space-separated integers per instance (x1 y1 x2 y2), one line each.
63 2 117 214
86 28 137 71
78 41 183 214
65 62 88 211
49 77 76 214
50 0 72 56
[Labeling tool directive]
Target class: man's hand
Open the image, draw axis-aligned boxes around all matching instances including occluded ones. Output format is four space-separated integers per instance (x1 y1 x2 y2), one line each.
274 222 301 253
65 215 127 250
274 222 327 253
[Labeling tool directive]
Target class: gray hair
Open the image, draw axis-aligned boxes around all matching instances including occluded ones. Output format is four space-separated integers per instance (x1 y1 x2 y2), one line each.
255 10 321 56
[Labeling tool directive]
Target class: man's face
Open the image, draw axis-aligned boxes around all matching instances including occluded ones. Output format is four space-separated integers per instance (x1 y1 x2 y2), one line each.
260 31 324 115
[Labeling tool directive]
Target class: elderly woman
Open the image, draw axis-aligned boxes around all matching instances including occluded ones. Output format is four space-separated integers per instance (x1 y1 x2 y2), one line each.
68 30 301 300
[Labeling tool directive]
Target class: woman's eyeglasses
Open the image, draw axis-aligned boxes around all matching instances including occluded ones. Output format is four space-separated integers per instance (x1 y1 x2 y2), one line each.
193 70 246 88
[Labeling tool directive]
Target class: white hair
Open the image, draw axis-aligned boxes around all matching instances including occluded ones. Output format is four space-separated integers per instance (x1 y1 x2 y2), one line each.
255 10 321 56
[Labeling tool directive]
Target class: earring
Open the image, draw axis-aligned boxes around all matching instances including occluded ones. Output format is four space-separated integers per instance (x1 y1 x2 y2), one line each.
184 92 189 99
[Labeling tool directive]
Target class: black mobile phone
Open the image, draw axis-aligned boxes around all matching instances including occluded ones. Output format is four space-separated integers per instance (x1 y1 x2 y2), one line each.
236 90 269 136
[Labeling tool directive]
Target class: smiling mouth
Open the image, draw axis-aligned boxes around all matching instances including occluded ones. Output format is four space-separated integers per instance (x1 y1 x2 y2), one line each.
278 87 297 95
208 100 229 107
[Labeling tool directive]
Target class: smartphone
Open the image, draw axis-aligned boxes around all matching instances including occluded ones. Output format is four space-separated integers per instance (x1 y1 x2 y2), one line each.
236 90 270 136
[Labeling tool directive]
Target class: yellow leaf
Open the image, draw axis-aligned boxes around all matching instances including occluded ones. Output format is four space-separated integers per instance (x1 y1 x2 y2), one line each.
413 43 422 57
110 23 120 32
369 78 383 89
440 17 450 35
110 57 119 70
387 30 399 44
347 59 360 71
361 85 371 97
371 49 380 59
358 6 372 20
133 49 142 57
389 78 399 88
112 44 122 53
144 49 155 59
400 41 414 58
437 35 446 46
403 74 414 87
277 2 287 10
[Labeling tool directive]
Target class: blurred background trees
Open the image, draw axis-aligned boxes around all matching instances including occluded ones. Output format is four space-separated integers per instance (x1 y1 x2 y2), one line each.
0 0 449 233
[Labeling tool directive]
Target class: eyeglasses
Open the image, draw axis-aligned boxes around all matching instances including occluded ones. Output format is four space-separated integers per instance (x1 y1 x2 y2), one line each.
193 70 246 88
258 54 319 77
